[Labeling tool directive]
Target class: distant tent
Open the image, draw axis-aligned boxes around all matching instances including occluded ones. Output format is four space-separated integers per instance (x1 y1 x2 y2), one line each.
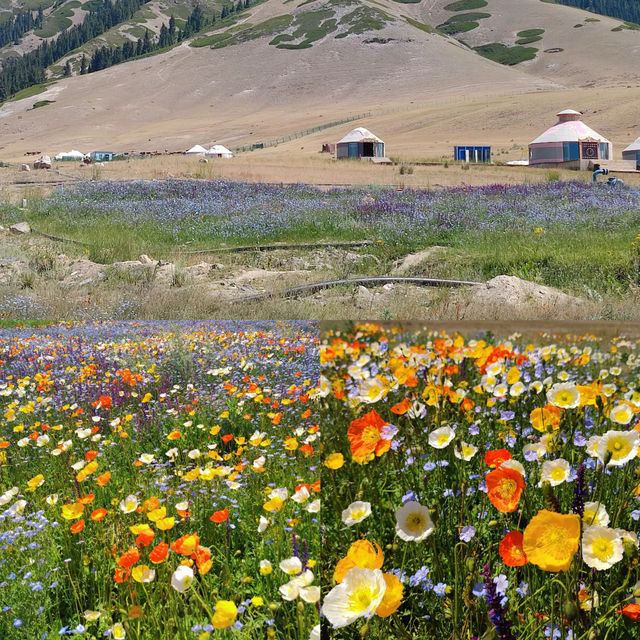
205 145 233 158
185 144 207 156
54 149 86 161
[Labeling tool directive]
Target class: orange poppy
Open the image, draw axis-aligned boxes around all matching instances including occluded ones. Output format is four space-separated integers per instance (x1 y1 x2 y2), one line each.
486 466 526 513
96 471 111 486
128 605 142 619
618 603 640 620
90 508 107 521
149 542 169 564
299 444 314 456
347 410 390 459
114 567 130 583
222 434 234 443
193 546 211 569
461 398 475 412
92 395 112 410
484 449 512 469
85 450 98 461
171 534 200 556
78 493 95 505
530 404 563 433
499 531 528 566
210 508 229 523
116 548 140 568
143 497 160 512
390 398 412 415
136 530 155 547
70 519 85 534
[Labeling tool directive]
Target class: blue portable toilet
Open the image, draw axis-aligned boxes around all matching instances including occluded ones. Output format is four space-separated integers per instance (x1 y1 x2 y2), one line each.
454 145 491 163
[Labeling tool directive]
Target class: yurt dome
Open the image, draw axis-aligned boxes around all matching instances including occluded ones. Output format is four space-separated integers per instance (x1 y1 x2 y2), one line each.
185 145 207 155
337 127 383 145
530 110 609 145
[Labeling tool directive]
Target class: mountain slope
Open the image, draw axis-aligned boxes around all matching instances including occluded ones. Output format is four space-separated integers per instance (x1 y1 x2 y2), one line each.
406 0 640 86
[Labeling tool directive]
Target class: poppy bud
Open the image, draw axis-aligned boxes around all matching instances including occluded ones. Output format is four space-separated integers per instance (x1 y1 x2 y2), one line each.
360 622 370 638
564 601 578 620
623 539 638 561
296 601 305 614
488 519 498 528
542 481 560 512
465 557 475 572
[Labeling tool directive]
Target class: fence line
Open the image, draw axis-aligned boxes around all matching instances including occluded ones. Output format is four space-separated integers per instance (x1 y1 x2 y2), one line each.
231 85 555 154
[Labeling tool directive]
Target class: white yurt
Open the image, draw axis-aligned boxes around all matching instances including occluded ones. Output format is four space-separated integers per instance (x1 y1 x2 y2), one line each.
205 145 233 159
528 109 612 169
185 144 208 156
54 149 86 161
336 127 385 160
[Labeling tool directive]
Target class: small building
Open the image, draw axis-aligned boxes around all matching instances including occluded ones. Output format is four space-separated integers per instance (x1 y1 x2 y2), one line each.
622 137 640 169
89 151 115 162
528 109 612 169
336 127 385 160
454 145 491 163
205 145 233 159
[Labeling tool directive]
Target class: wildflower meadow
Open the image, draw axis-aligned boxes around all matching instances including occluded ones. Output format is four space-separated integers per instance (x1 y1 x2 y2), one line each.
4 179 640 297
320 324 640 640
0 321 321 640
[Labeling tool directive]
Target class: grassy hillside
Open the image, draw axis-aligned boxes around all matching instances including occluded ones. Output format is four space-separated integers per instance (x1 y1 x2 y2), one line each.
417 0 640 74
190 0 392 49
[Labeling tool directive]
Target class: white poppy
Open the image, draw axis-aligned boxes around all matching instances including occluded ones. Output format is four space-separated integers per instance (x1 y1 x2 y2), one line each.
395 501 434 542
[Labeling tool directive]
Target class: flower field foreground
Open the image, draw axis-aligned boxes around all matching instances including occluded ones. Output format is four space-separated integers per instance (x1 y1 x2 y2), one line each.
0 321 321 640
320 324 640 640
